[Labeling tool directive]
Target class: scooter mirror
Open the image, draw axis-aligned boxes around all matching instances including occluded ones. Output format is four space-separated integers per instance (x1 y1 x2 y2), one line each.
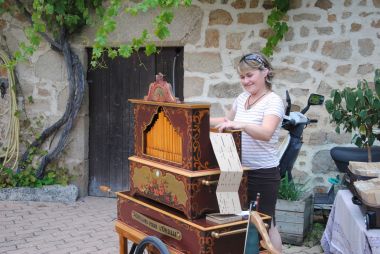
308 94 324 106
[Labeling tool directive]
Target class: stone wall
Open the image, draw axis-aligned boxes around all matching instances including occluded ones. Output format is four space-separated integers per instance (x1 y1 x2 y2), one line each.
1 0 380 195
181 0 380 188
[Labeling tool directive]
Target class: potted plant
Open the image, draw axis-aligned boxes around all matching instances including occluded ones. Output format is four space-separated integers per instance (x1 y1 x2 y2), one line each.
275 174 313 245
325 69 380 162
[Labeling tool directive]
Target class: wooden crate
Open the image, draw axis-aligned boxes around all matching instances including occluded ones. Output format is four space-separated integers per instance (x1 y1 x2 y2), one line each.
275 194 313 245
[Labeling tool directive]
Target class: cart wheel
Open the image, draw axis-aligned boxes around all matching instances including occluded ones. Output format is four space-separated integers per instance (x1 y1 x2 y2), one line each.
129 243 137 254
134 236 169 254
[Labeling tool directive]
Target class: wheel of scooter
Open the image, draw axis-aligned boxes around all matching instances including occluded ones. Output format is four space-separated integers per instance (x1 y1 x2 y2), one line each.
134 236 170 254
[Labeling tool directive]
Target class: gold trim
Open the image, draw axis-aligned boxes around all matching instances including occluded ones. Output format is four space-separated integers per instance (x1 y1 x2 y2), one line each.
115 221 185 254
129 99 210 109
129 156 221 177
117 192 270 231
211 228 247 238
132 211 182 240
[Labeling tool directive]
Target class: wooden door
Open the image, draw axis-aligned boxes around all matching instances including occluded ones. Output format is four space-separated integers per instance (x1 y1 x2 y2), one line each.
87 48 184 196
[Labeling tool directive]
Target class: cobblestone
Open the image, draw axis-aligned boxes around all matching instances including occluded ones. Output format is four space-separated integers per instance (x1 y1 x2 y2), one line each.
0 197 323 253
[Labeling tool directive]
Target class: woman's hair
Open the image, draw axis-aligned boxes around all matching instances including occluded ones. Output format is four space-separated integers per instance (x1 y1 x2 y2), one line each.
237 52 274 89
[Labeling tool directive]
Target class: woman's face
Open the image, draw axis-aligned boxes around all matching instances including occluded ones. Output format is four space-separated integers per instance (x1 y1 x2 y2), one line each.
239 68 268 95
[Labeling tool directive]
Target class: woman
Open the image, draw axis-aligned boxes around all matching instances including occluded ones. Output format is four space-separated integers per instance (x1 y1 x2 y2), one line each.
211 52 284 252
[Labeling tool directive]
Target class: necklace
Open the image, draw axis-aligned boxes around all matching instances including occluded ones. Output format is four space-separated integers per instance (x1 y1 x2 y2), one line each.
246 92 268 110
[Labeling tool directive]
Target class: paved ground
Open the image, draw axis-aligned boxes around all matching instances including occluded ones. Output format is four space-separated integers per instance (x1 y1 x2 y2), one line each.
0 197 323 254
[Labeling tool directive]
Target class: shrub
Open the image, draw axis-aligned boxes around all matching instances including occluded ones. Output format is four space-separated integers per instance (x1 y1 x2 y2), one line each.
278 173 308 201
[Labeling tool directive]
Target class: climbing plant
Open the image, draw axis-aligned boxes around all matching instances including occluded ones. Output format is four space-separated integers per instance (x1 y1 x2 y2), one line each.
261 0 290 57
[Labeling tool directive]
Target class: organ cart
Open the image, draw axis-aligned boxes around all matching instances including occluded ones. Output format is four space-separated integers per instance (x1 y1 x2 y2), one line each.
113 75 271 254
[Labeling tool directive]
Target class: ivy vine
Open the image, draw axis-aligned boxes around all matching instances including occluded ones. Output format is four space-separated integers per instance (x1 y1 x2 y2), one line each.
262 0 290 57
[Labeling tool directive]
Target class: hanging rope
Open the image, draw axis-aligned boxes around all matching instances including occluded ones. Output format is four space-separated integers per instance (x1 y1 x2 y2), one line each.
0 50 19 170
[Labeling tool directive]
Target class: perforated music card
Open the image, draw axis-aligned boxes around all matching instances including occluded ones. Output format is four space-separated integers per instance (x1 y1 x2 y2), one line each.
210 132 243 214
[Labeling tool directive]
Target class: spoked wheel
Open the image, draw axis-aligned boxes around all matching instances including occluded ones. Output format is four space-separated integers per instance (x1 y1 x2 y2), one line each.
134 236 170 254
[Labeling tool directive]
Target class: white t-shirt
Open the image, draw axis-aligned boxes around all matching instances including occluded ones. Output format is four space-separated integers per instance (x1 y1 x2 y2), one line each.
232 91 285 169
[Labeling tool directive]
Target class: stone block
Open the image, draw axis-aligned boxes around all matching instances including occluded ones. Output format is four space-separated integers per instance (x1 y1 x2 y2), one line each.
259 28 275 39
231 0 246 9
316 81 333 95
322 41 352 59
205 29 219 48
208 82 242 98
293 14 321 22
289 88 309 97
328 14 337 22
336 64 351 76
275 68 311 84
184 77 204 97
226 32 245 50
0 185 78 203
209 9 233 25
289 43 308 53
312 61 328 73
374 0 380 7
351 23 362 31
184 52 222 73
35 51 67 82
300 26 309 37
358 38 374 57
371 19 380 28
357 64 374 75
315 0 333 10
311 150 336 174
310 40 319 52
237 12 264 24
250 0 259 8
316 27 333 35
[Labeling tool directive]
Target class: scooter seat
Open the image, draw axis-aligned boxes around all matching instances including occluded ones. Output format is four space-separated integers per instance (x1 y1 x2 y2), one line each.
330 146 380 172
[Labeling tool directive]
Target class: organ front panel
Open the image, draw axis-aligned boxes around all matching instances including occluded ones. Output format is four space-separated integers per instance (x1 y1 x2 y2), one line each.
143 108 183 163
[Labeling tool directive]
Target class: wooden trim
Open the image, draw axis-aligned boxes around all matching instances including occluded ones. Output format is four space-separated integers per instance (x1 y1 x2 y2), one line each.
129 156 250 177
129 156 221 177
129 99 210 109
117 192 270 231
115 221 185 254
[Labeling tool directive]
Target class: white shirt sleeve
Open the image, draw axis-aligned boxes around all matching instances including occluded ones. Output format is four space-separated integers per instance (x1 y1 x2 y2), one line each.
264 94 285 119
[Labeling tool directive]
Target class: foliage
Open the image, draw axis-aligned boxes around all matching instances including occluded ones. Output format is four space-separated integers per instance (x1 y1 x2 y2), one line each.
0 0 192 68
261 0 289 57
0 163 71 188
325 69 380 161
304 223 326 247
278 173 308 201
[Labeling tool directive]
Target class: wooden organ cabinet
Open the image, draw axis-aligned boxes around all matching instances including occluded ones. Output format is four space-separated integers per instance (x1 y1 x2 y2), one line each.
115 76 267 254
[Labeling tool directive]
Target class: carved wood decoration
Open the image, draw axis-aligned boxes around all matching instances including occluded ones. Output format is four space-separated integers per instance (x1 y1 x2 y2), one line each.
144 73 181 103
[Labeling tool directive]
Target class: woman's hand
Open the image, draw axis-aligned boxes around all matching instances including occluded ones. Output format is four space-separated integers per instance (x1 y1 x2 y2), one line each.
215 118 245 132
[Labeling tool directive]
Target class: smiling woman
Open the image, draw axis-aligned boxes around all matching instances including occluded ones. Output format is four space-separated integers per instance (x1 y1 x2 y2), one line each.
210 52 285 253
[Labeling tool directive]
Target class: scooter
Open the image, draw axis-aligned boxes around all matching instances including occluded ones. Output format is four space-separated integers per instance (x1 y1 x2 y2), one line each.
278 91 325 181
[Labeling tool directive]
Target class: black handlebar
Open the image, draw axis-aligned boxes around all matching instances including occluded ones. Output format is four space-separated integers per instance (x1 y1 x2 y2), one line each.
309 119 318 123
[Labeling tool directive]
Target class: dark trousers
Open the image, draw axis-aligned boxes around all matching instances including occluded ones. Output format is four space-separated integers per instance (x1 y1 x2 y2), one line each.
247 166 281 227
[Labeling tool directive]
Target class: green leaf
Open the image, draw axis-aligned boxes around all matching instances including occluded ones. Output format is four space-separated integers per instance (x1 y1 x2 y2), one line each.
345 91 355 111
335 126 340 134
155 25 170 40
45 4 54 15
375 69 380 97
118 45 133 58
359 124 367 135
359 110 367 119
145 44 157 56
325 100 334 113
333 91 341 104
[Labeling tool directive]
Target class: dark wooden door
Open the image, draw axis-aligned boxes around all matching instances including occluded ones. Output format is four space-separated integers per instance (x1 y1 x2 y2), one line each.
87 48 184 196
